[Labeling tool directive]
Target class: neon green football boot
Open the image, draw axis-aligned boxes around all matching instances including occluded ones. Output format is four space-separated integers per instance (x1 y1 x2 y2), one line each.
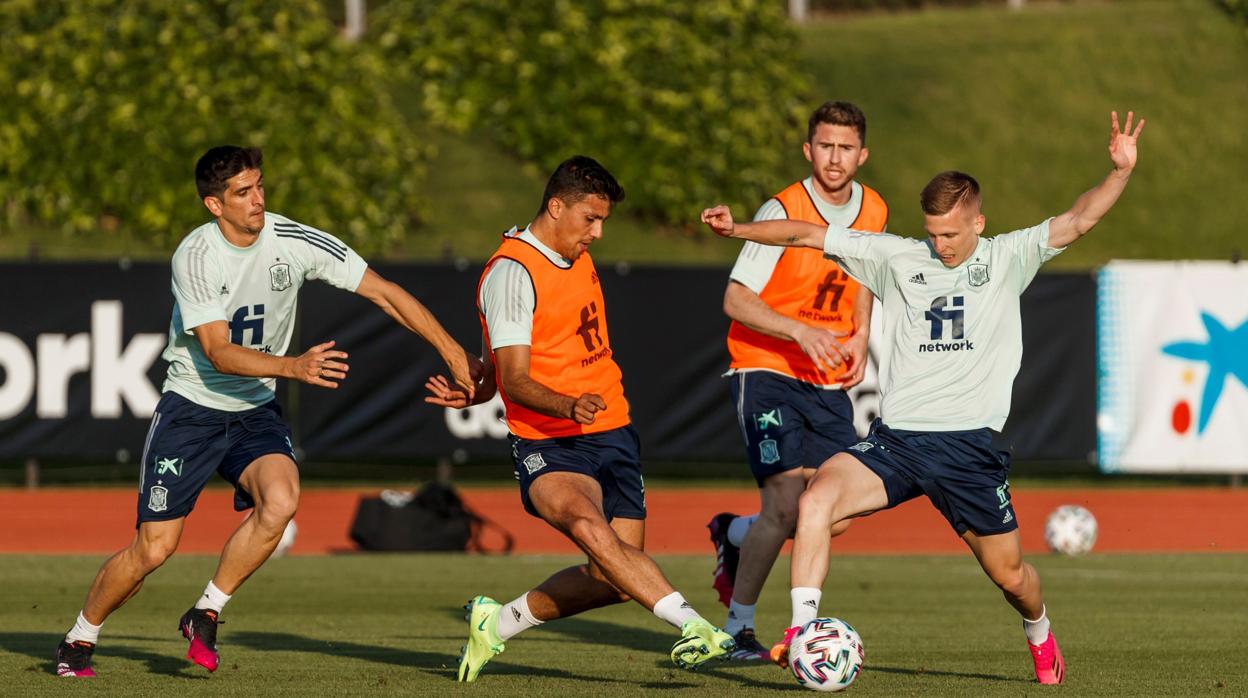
671 617 736 669
457 595 505 682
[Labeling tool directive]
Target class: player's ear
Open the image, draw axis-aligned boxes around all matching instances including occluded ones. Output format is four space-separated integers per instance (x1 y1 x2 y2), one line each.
802 140 814 164
546 196 564 220
203 196 223 217
974 214 986 235
857 146 869 167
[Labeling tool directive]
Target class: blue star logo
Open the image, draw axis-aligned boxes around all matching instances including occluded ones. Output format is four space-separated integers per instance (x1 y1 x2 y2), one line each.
1161 313 1248 434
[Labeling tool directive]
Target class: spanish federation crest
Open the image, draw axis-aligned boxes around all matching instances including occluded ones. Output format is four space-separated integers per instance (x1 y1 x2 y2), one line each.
148 485 169 512
759 438 780 465
269 262 292 291
523 452 547 475
968 263 990 287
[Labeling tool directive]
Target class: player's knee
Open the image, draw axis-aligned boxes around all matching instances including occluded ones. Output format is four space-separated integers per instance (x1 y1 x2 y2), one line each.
797 488 836 528
762 499 800 535
988 563 1027 596
133 537 178 572
566 516 618 555
257 492 298 529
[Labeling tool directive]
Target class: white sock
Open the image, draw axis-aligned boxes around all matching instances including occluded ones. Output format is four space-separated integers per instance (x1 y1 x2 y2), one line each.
727 514 758 547
790 587 822 629
194 580 232 614
496 592 543 641
724 600 755 636
1023 605 1051 645
653 592 702 629
65 612 101 645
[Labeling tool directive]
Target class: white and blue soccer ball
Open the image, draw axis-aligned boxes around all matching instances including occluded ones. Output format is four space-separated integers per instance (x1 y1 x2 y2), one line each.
1044 505 1098 556
790 617 865 692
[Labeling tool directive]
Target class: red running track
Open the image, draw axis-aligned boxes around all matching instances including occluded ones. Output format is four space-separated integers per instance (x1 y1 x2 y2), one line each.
1 487 1245 555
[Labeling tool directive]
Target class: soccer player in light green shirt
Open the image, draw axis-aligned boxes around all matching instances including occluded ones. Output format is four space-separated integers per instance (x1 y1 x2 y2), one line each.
701 111 1145 685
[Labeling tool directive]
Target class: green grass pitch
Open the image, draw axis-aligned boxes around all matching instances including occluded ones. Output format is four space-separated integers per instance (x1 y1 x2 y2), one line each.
2 553 1245 695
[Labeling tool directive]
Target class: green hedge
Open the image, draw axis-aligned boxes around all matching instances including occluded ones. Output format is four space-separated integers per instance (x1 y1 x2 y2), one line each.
0 0 426 254
373 0 808 228
1217 0 1248 24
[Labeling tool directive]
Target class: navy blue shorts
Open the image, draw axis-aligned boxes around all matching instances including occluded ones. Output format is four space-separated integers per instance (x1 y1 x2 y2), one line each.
136 391 296 526
845 419 1016 536
510 425 646 521
729 371 858 486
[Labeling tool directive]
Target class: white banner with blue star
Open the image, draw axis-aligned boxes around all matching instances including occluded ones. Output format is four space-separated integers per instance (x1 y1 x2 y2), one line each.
1098 261 1248 472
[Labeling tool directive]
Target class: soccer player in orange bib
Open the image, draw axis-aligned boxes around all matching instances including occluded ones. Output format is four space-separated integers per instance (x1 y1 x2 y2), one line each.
709 102 888 659
426 156 735 681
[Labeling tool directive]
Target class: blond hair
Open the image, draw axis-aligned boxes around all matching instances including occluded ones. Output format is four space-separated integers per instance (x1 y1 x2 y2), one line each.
920 171 981 215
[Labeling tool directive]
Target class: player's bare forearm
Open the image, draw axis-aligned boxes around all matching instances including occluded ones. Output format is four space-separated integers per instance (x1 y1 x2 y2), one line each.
202 339 296 379
851 286 874 340
359 271 462 359
839 286 873 389
357 268 475 395
493 344 604 424
733 220 826 249
701 205 825 249
724 281 806 341
1048 168 1132 248
498 371 578 421
1048 111 1144 248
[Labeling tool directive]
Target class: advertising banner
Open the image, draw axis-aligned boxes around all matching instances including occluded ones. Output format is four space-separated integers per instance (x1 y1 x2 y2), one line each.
0 262 1097 465
1097 261 1248 472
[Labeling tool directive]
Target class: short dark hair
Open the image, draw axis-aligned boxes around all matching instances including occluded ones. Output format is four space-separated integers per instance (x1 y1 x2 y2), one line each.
807 101 867 145
920 171 981 215
538 155 625 217
195 146 263 199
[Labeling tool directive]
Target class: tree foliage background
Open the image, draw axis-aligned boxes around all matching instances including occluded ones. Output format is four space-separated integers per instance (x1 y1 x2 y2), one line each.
0 0 426 254
372 0 808 229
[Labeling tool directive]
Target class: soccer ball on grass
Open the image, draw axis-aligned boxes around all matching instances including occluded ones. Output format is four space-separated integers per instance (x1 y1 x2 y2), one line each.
1044 505 1097 555
790 617 865 692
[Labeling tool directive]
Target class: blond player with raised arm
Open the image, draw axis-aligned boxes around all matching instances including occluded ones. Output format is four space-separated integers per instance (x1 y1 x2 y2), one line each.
700 112 1144 684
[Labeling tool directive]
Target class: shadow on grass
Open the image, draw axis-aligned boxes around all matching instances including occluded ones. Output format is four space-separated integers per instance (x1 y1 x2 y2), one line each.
0 631 208 678
231 630 629 684
870 663 1023 682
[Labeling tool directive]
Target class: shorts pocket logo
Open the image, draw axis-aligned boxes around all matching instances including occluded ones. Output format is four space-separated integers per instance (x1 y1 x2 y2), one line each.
754 409 782 431
996 483 1010 509
148 485 169 512
523 453 547 475
759 438 780 465
156 457 182 477
849 441 874 453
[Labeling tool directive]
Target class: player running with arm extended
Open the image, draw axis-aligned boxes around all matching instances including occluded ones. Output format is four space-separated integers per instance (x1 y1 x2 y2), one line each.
426 156 735 682
700 111 1144 684
55 146 478 678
